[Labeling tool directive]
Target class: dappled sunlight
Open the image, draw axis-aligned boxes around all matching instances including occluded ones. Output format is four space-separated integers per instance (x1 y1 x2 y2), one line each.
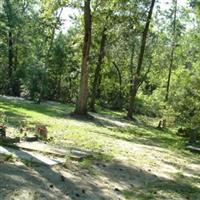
91 112 133 128
91 158 200 200
0 96 200 199
0 163 68 200
0 0 199 198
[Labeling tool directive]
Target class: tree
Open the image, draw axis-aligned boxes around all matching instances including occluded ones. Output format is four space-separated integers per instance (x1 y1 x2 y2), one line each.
165 0 178 101
0 0 199 129
127 0 156 119
90 25 107 111
4 0 16 95
75 0 92 115
89 1 117 111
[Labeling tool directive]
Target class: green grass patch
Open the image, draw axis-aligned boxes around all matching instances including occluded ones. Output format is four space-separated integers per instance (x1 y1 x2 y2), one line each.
0 96 199 200
0 96 190 154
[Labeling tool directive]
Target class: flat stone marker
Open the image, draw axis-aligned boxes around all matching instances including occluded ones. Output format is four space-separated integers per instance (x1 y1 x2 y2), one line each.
0 146 63 166
8 142 93 161
10 141 68 157
4 141 93 163
70 149 93 161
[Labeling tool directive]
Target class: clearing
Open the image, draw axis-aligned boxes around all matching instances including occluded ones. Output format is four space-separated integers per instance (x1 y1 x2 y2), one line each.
0 96 199 200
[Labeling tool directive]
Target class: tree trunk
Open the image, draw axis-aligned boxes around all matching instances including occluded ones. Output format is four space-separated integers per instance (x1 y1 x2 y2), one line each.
90 26 107 111
127 43 135 118
165 0 177 101
8 29 14 95
113 62 123 109
127 78 139 119
12 44 21 96
45 9 63 65
113 62 122 90
39 9 63 102
75 0 92 115
127 0 156 119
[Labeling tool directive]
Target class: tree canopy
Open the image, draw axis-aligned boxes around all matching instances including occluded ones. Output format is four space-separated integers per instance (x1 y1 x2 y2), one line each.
0 0 199 126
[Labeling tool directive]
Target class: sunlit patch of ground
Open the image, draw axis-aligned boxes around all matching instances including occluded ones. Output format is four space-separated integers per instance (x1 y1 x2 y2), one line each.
0 96 199 200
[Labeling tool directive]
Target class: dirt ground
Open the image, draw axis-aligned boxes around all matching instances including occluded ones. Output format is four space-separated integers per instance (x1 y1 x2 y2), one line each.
0 96 200 200
0 138 200 200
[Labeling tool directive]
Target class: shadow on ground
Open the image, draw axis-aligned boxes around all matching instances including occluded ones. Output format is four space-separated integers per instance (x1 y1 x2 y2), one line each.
1 150 199 200
0 147 110 200
0 96 199 200
0 96 73 119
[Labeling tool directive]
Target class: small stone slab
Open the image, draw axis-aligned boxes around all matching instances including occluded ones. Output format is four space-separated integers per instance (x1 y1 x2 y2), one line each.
187 145 200 153
10 142 68 157
4 142 93 162
0 146 63 166
70 150 93 161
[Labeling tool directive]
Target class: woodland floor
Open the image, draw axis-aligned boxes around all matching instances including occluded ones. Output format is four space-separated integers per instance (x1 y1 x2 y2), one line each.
0 96 200 200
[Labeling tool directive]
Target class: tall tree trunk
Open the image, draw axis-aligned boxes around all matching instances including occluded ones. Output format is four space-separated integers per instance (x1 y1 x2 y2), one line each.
75 0 92 115
165 0 177 101
4 0 14 95
8 29 14 95
113 62 122 90
57 74 62 101
113 62 123 109
90 26 107 111
12 44 21 96
39 9 63 102
45 9 63 65
127 0 156 119
128 43 135 117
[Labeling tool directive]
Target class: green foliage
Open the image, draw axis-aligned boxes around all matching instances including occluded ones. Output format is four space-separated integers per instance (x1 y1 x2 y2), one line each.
0 112 7 125
170 63 200 126
0 0 199 127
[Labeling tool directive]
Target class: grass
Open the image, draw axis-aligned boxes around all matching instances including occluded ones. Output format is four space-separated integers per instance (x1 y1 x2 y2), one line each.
0 95 199 200
0 95 196 159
